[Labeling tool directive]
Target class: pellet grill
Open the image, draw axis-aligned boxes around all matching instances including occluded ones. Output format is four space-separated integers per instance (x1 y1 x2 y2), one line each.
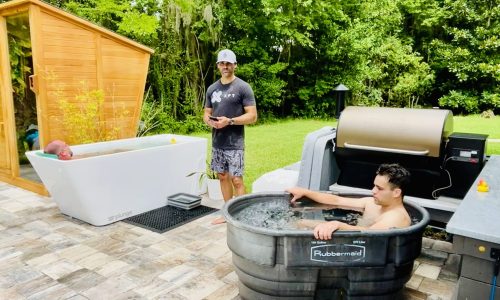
297 106 488 222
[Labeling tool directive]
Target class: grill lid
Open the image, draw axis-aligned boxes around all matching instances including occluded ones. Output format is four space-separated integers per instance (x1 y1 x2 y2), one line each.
336 107 453 158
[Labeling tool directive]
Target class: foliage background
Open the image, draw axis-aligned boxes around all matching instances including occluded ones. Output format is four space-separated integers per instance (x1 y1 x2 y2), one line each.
1 0 498 133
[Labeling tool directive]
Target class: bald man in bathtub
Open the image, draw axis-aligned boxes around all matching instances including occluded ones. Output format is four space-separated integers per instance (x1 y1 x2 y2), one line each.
286 163 411 240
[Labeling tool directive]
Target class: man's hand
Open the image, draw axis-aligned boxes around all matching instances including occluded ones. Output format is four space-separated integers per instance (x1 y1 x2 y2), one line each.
285 187 309 203
314 221 341 240
206 116 232 129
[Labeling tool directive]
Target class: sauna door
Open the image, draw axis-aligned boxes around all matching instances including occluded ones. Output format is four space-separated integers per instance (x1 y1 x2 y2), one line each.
0 12 41 183
0 15 12 175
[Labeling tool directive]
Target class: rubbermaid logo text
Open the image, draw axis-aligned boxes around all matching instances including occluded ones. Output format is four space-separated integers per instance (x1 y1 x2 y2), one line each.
310 244 366 263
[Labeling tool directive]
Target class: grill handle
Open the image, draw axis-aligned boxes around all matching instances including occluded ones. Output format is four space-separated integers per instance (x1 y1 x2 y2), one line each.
343 142 429 156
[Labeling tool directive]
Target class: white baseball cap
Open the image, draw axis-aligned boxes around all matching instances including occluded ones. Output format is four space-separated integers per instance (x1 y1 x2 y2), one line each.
216 49 237 64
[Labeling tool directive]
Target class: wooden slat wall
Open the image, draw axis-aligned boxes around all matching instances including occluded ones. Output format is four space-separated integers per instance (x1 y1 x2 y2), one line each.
39 10 98 142
101 37 148 138
36 10 150 142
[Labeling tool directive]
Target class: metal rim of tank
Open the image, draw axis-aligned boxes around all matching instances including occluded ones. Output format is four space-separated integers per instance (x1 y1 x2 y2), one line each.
222 191 430 238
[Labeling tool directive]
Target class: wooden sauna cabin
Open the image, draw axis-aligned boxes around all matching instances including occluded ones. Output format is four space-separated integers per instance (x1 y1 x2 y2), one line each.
0 0 154 195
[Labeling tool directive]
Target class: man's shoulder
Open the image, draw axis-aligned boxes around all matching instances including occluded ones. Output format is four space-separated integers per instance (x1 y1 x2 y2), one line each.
234 77 253 89
207 80 221 91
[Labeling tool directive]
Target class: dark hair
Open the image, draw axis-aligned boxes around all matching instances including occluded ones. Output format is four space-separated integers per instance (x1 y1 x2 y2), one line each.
376 163 411 197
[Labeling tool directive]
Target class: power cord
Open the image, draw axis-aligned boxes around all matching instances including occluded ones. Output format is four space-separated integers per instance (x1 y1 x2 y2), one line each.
431 156 454 199
490 248 500 300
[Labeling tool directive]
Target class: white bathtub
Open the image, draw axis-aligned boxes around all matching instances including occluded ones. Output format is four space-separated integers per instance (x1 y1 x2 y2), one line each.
26 134 207 226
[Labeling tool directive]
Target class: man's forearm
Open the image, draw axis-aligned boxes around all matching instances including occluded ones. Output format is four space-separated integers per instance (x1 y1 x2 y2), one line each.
232 109 257 125
303 190 340 206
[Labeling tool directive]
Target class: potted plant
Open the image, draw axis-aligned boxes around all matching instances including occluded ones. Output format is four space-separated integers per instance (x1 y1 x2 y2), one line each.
187 161 223 200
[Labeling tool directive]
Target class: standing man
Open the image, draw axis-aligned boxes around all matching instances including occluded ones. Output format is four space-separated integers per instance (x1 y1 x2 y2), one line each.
204 49 257 224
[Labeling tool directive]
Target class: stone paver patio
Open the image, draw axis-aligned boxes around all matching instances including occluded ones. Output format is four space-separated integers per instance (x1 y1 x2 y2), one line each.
0 182 458 299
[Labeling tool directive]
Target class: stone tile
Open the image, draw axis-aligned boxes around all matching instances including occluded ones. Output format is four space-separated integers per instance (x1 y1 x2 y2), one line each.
432 240 453 253
109 228 142 243
39 260 83 280
95 260 133 277
25 282 77 300
21 220 51 231
55 225 98 242
16 195 47 208
154 291 189 300
414 263 441 280
65 295 91 300
82 276 137 299
133 277 175 298
442 253 461 275
124 260 172 284
422 237 435 249
0 187 31 199
185 254 219 272
159 248 197 266
209 262 234 280
76 252 113 270
130 232 166 248
402 287 428 300
418 278 456 299
149 239 185 253
57 244 98 262
57 269 106 293
0 287 25 300
109 290 143 300
200 242 231 260
221 271 239 285
5 265 43 285
12 275 57 297
413 260 421 272
406 274 424 290
20 247 52 263
174 275 225 300
205 282 239 300
119 246 163 265
158 265 201 287
0 246 23 262
46 239 79 252
83 236 123 251
26 253 59 268
185 239 213 252
418 248 448 266
0 200 30 213
98 241 140 259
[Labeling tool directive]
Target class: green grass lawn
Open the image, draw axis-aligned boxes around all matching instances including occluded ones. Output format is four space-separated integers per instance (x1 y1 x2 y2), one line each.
191 115 500 190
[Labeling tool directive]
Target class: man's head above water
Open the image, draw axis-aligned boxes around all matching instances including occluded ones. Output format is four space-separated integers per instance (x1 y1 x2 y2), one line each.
44 140 73 160
375 163 411 198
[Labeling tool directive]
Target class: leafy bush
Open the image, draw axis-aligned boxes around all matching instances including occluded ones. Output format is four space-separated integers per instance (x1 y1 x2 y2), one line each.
438 91 479 114
58 85 130 144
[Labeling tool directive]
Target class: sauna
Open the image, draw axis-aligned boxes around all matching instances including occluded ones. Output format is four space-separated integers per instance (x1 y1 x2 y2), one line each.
0 0 153 194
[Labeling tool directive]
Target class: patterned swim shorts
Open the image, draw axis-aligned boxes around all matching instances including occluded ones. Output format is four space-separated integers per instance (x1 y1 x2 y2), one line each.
211 148 244 177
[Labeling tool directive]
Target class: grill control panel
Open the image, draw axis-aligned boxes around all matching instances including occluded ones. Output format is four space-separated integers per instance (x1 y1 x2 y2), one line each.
443 132 488 198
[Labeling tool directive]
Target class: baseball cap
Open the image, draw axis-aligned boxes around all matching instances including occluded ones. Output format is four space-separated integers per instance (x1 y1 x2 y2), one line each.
216 49 237 64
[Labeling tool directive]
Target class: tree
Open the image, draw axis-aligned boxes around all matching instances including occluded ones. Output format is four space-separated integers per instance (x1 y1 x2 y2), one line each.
401 0 500 113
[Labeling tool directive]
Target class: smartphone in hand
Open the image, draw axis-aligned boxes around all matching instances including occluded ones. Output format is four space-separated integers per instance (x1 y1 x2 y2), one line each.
209 116 218 121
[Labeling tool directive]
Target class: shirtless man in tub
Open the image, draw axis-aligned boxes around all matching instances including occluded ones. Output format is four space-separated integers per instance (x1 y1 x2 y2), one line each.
286 163 411 240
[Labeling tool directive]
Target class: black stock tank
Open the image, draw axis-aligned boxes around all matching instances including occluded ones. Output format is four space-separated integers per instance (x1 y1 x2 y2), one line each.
222 192 430 300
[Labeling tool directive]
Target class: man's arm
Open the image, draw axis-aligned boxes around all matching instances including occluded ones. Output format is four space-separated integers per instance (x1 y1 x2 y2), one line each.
217 105 257 128
204 107 217 127
313 210 410 240
286 187 369 211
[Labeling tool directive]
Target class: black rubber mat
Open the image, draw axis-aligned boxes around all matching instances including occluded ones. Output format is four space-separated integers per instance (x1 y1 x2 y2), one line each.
123 205 218 233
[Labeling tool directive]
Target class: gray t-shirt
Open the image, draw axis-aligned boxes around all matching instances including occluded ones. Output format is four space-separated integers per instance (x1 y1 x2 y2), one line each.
205 77 256 150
